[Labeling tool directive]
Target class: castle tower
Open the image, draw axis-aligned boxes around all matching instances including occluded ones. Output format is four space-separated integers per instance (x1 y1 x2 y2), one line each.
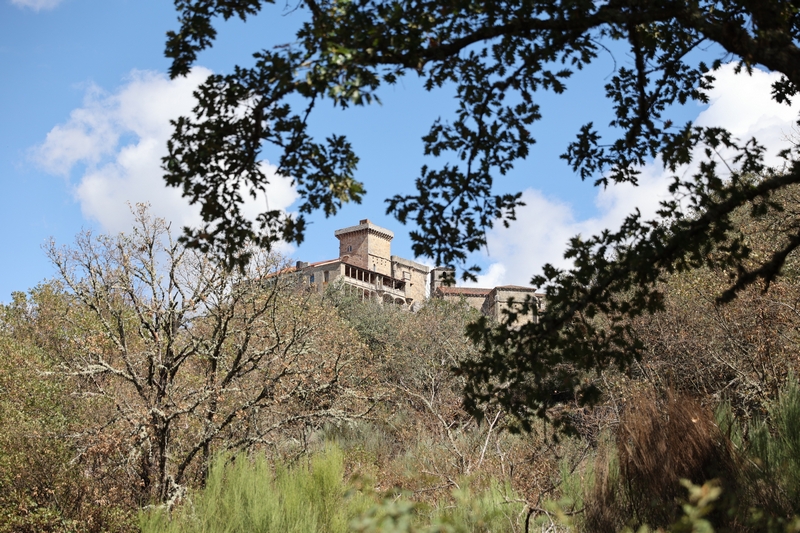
429 266 456 295
334 219 393 276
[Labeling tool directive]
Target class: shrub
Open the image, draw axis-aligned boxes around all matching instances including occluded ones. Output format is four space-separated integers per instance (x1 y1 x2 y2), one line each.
717 376 800 527
351 479 524 533
0 297 137 533
584 390 737 531
141 446 371 533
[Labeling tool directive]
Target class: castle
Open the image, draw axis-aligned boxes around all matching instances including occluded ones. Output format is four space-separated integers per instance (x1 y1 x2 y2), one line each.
289 219 430 309
429 267 545 324
292 219 544 322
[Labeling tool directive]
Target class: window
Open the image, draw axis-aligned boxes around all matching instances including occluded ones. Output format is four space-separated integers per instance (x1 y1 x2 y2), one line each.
309 274 315 283
324 271 329 282
403 271 411 280
347 245 352 252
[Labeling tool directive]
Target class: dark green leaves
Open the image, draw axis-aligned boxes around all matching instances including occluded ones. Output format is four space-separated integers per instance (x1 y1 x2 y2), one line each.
163 49 365 268
164 0 800 431
167 0 269 78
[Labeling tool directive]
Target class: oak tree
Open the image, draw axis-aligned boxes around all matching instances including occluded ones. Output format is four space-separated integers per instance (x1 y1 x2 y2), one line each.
163 0 800 429
46 206 370 502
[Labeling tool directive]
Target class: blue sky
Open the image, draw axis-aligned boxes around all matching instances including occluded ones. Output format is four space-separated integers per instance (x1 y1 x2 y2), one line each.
2 0 799 303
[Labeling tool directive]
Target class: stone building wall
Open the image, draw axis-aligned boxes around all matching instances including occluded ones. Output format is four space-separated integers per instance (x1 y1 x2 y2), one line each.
293 219 430 309
433 287 491 313
481 286 544 324
292 219 545 320
335 219 393 276
430 266 456 295
294 259 343 294
391 255 430 305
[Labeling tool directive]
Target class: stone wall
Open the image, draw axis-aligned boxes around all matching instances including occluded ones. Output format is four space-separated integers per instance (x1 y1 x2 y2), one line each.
391 255 430 306
481 286 544 324
434 287 491 313
335 219 394 276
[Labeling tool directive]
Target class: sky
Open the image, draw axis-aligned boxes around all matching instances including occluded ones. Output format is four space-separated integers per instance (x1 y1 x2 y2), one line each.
2 0 799 303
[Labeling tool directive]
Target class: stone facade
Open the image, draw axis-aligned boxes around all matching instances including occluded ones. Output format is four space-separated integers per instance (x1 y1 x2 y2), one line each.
432 286 491 313
480 286 544 325
291 219 544 320
335 219 394 276
294 219 430 309
430 267 544 323
390 255 430 305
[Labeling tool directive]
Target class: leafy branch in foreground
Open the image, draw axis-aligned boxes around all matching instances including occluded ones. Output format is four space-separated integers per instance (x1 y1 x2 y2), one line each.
464 162 800 430
164 0 800 428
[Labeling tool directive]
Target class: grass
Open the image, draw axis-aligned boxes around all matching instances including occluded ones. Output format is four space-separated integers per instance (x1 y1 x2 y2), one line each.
141 444 526 533
141 446 371 533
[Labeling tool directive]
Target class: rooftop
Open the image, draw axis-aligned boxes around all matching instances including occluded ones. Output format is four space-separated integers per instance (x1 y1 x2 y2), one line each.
434 286 492 297
334 219 394 239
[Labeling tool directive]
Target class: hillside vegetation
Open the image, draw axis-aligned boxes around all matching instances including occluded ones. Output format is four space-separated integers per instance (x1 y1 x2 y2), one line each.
3 194 800 532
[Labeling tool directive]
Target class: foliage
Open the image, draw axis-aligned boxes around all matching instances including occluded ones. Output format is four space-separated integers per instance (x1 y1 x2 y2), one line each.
713 376 800 527
19 201 800 530
588 391 736 530
630 183 800 418
749 377 800 511
44 205 372 503
669 480 724 533
141 445 525 533
163 0 800 430
2 243 566 529
0 292 137 533
352 480 525 533
541 477 800 533
324 283 404 356
574 378 800 532
141 446 370 533
328 293 565 497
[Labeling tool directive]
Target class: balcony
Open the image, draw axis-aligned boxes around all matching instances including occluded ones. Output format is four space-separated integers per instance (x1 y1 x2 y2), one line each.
343 263 407 298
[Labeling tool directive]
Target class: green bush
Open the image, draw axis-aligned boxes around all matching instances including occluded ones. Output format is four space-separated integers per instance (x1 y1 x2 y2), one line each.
432 481 524 532
351 480 524 533
142 445 526 533
723 375 800 528
141 446 371 533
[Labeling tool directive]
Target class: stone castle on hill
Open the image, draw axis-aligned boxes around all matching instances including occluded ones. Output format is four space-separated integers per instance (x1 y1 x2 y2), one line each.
291 219 544 322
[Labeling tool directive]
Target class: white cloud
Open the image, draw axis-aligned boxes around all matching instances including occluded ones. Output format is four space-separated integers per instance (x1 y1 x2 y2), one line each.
477 63 800 287
34 69 299 246
472 262 507 288
10 0 63 11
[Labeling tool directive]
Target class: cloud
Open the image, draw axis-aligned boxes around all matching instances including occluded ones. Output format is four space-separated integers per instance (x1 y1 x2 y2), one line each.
34 69 299 247
10 0 63 11
475 63 800 287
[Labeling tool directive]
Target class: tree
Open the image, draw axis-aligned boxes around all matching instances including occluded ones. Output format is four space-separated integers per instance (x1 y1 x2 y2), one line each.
45 205 371 503
0 289 139 532
627 182 800 415
163 0 800 429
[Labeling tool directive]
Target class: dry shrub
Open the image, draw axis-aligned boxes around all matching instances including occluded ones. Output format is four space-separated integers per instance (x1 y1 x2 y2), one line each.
584 435 625 532
586 389 737 530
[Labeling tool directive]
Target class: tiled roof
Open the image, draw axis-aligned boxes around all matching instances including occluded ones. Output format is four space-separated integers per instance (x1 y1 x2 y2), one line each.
305 258 340 268
435 286 492 297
